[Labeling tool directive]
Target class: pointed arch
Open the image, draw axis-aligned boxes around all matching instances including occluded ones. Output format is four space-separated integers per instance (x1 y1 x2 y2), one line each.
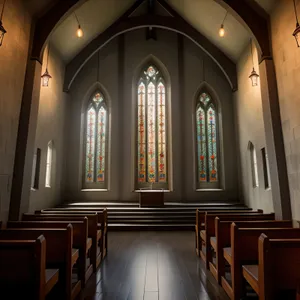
195 89 221 189
135 63 170 189
83 90 109 189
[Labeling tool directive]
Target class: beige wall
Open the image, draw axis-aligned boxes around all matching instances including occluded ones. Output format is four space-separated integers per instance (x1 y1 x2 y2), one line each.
234 44 273 213
0 0 32 222
29 45 69 212
65 29 239 203
271 0 300 221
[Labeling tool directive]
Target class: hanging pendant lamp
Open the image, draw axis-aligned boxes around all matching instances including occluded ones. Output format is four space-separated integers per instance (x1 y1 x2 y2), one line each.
293 0 300 47
219 11 228 38
74 12 83 38
41 44 52 87
0 0 7 46
249 39 259 86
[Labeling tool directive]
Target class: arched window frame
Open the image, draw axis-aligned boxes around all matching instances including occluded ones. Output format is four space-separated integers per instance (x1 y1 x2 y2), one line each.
195 92 220 190
83 91 109 190
45 141 53 188
249 142 259 188
136 64 169 190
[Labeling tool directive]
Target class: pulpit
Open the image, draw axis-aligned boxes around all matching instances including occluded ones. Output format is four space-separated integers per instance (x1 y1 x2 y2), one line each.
137 190 168 207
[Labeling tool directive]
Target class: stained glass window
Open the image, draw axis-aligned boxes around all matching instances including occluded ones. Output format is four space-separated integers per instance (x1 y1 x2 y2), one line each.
85 92 107 185
196 93 219 184
137 65 168 187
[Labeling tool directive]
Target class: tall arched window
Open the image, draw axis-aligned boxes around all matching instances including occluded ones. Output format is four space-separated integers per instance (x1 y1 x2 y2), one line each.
196 92 219 189
136 65 168 189
84 92 108 189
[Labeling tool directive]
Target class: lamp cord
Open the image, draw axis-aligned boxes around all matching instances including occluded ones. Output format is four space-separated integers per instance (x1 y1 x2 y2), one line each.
74 12 80 27
0 0 6 21
97 50 100 82
46 43 50 69
203 58 205 82
222 11 228 25
294 0 299 25
250 39 255 69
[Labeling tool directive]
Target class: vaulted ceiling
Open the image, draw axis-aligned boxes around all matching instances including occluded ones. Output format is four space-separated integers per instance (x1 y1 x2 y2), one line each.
45 0 275 63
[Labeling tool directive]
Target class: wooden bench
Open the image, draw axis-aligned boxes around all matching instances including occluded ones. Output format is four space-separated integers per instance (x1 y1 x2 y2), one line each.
40 208 108 258
195 208 254 256
20 216 92 288
200 212 274 269
223 225 300 300
0 235 59 299
0 226 81 300
243 234 300 300
211 219 293 283
34 211 103 271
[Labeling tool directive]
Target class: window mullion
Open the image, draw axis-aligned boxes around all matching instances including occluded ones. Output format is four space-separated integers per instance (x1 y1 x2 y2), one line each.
94 105 98 183
145 81 148 183
155 81 158 183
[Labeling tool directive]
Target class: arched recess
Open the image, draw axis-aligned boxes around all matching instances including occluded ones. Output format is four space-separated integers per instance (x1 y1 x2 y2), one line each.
132 55 173 191
193 82 224 191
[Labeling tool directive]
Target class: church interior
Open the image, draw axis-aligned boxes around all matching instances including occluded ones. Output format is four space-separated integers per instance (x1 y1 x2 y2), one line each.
1 0 300 299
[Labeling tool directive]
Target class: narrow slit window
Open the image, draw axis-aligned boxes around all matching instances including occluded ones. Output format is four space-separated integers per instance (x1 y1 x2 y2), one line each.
249 142 259 188
45 142 53 188
261 148 271 189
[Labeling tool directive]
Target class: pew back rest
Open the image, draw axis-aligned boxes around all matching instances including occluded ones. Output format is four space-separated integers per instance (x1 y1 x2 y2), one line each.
259 235 300 297
15 219 87 250
215 220 293 247
0 236 46 299
0 227 72 265
205 213 274 236
232 225 300 263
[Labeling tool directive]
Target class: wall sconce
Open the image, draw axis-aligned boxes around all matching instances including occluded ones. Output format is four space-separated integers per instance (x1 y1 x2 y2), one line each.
0 0 7 46
293 0 300 47
41 44 52 87
249 39 259 86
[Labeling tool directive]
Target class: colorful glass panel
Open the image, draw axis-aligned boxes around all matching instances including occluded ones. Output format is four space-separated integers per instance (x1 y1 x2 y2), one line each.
97 106 106 182
138 82 146 182
147 82 156 182
146 66 156 78
157 81 166 182
199 93 210 107
93 93 103 107
207 105 218 182
86 106 96 182
197 106 207 182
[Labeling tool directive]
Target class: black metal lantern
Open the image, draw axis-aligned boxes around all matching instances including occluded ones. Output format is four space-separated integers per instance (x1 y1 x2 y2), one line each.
249 39 259 87
41 44 52 87
249 68 259 86
0 0 7 46
293 0 300 47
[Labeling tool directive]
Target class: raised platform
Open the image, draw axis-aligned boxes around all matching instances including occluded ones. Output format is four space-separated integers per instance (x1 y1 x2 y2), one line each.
62 202 248 230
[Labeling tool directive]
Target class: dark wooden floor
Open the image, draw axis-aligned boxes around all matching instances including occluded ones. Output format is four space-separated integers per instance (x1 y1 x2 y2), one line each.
80 231 230 300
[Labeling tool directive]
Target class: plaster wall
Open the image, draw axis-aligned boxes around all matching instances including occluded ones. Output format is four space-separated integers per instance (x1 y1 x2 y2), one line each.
0 0 32 222
234 45 273 213
29 46 70 212
271 0 300 221
65 29 239 202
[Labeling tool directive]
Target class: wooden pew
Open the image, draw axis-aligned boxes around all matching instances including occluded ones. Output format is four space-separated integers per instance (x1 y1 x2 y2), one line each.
223 225 300 300
243 234 300 300
20 215 92 288
34 211 103 270
0 235 59 299
211 219 293 283
0 226 80 300
40 208 108 258
37 209 107 260
200 212 274 269
195 208 254 256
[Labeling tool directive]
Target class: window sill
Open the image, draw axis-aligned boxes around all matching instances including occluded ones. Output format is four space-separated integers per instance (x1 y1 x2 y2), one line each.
81 189 108 192
196 189 224 192
31 188 37 192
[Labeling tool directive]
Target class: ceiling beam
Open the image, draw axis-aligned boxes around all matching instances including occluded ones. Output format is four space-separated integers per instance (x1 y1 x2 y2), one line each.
63 13 237 92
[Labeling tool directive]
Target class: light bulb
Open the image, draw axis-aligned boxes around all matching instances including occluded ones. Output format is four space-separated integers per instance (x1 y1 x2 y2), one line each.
77 25 83 38
219 25 225 37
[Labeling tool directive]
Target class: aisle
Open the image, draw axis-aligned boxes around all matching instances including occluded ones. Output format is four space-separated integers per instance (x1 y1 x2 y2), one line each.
81 231 229 300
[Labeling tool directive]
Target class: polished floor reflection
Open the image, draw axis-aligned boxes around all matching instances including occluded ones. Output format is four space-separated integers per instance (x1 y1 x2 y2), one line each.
81 231 229 300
